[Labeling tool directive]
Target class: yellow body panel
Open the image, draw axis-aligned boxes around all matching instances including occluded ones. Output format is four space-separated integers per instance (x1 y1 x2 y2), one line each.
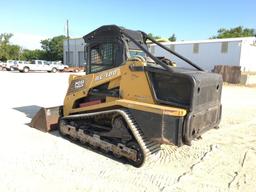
69 99 186 117
63 60 186 117
119 61 155 104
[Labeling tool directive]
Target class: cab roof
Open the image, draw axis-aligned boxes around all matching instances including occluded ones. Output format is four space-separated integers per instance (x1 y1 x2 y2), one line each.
83 25 147 50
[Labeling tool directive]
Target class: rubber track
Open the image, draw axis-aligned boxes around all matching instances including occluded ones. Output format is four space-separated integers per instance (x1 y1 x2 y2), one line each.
62 109 160 166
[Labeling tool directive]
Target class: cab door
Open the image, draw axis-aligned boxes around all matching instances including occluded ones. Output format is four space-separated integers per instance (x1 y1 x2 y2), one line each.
43 61 50 71
36 60 43 71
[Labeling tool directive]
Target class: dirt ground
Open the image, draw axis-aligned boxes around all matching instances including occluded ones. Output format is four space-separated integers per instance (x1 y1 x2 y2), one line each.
0 71 255 192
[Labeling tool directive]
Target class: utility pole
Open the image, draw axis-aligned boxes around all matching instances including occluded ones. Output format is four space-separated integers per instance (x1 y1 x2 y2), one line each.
66 19 70 66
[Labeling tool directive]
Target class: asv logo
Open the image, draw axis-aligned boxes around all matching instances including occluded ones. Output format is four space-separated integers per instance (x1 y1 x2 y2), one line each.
74 80 85 89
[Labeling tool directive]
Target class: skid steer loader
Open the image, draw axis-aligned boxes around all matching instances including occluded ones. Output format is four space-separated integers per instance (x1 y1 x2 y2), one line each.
30 25 222 167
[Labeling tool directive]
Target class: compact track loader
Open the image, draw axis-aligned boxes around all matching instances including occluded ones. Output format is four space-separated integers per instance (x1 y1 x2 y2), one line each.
30 25 222 167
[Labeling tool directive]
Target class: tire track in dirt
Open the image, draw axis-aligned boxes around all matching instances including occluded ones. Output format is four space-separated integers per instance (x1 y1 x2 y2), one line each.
227 150 251 191
176 144 215 183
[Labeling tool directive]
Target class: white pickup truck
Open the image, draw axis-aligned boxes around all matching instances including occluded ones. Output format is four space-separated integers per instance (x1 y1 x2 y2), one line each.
17 60 60 73
11 61 30 71
49 61 69 71
2 60 15 71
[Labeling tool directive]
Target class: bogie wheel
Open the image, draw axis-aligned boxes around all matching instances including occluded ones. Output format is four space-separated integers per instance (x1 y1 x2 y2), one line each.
112 115 127 132
126 141 144 167
51 68 57 73
23 67 29 73
111 115 127 159
58 119 77 141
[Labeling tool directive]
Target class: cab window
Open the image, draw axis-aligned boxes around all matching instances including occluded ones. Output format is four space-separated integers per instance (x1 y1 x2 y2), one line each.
89 43 117 73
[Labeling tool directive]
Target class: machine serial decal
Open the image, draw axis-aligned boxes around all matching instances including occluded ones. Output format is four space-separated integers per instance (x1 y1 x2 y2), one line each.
95 69 120 81
74 79 85 89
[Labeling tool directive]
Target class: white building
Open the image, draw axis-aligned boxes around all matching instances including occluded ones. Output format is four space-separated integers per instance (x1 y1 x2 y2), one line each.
63 38 86 67
64 37 256 71
150 37 256 72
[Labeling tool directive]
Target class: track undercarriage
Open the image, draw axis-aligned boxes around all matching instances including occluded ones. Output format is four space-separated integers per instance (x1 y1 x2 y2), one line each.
59 109 160 167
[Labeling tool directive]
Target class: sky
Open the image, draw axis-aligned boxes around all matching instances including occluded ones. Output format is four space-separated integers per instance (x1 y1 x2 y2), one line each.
1 0 255 50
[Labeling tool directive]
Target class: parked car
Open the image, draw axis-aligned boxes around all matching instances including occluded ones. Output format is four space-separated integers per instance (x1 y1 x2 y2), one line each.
17 60 59 73
50 61 69 71
11 61 30 71
2 60 15 71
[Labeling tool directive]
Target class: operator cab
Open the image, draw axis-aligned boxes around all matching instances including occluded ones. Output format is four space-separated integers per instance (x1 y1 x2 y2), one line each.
83 25 148 74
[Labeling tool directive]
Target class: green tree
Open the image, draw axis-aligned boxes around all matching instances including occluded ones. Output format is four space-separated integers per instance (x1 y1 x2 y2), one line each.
41 35 66 61
168 33 176 42
6 45 21 60
20 49 46 60
0 33 21 61
210 26 256 39
0 33 13 44
0 33 66 61
147 33 161 40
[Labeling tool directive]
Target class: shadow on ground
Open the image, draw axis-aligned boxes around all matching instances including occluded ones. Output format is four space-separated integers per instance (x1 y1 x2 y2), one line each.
14 105 42 119
15 105 62 129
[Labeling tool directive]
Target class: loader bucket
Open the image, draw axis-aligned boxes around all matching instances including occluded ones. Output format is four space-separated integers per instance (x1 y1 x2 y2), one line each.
29 106 62 132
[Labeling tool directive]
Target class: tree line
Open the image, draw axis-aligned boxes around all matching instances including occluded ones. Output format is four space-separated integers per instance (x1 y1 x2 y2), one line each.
0 26 255 62
0 34 66 62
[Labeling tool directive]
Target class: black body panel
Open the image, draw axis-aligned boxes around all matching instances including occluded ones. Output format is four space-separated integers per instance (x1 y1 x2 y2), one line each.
147 66 223 112
130 66 223 146
183 104 221 145
128 109 184 146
